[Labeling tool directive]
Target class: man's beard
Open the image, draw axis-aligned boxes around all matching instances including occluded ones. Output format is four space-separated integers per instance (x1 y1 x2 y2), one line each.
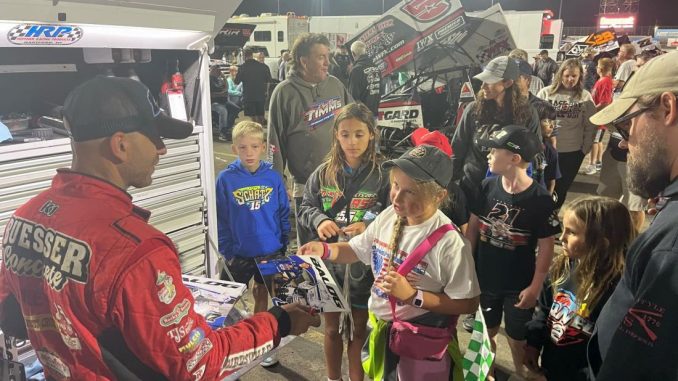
627 124 672 199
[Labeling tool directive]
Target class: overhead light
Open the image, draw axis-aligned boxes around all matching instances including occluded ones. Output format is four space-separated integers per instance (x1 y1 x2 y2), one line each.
599 14 636 30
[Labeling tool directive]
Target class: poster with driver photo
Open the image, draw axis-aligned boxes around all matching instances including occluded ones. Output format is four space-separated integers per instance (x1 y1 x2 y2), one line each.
256 255 349 313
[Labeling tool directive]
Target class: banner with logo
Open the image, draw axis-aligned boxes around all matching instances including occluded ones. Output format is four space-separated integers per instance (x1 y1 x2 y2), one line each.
214 23 255 48
345 1 515 77
0 21 210 49
563 29 620 59
378 100 424 129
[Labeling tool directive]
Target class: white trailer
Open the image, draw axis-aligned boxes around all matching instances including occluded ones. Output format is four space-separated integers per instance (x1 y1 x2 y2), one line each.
226 13 310 78
309 15 381 50
229 14 381 56
0 0 242 372
228 13 310 57
655 28 678 50
469 9 563 63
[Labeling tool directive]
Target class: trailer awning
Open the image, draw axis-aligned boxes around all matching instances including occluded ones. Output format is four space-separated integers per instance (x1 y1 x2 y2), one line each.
0 0 244 48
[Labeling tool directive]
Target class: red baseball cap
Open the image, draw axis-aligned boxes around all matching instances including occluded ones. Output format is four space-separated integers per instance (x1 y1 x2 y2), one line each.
411 128 453 157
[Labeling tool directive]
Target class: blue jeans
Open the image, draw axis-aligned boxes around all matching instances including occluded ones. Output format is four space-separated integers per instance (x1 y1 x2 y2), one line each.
212 101 240 137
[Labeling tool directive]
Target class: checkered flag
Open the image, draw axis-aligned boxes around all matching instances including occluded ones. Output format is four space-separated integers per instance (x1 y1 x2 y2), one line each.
462 307 494 381
7 25 32 40
476 51 492 65
61 28 83 40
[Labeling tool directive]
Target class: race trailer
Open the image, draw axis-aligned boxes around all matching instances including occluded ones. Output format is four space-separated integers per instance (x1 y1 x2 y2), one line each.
0 0 242 376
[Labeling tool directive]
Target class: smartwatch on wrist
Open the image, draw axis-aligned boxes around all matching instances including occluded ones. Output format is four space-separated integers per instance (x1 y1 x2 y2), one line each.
411 289 424 308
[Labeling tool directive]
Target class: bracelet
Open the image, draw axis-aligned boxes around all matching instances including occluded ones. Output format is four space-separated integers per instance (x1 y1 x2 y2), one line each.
321 242 330 260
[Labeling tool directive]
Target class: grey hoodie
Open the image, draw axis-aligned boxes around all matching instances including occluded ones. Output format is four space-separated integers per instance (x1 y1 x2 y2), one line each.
267 72 352 185
297 162 390 245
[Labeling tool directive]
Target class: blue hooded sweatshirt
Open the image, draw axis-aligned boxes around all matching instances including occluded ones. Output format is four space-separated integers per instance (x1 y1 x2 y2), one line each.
216 159 290 259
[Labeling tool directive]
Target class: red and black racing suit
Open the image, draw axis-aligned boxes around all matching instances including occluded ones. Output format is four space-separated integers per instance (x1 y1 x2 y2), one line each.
0 170 290 380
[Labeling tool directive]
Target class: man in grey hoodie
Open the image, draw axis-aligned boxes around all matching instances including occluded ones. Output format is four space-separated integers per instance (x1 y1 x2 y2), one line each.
267 33 352 225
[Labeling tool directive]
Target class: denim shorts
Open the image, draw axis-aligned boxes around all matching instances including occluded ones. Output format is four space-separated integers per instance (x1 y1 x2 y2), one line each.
326 261 374 309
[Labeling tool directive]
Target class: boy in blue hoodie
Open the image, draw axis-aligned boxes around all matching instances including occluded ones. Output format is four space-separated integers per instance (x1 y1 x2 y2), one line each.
216 121 290 318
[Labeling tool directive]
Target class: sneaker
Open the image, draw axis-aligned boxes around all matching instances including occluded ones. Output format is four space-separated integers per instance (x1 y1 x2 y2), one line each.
218 134 230 142
462 313 475 333
596 162 602 171
260 354 279 368
584 164 597 175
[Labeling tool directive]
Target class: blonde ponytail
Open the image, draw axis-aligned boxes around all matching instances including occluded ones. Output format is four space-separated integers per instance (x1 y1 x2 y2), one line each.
387 216 407 271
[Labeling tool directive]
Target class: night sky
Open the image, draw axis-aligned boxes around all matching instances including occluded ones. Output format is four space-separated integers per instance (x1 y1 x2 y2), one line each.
234 0 678 28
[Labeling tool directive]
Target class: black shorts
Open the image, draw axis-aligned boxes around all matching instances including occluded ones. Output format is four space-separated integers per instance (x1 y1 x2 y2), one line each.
243 101 265 117
593 128 606 143
480 291 535 340
326 261 374 309
221 256 270 285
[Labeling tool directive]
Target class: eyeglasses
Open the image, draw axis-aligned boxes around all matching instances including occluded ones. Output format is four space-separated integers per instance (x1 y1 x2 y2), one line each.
610 107 652 141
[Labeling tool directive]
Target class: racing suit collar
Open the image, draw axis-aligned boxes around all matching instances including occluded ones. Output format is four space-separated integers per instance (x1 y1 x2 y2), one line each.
53 169 151 221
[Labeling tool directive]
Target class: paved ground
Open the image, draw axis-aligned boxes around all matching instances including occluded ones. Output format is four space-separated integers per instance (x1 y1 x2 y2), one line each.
211 127 621 381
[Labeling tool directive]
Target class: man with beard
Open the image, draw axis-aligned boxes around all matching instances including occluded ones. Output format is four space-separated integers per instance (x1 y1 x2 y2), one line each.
587 51 678 380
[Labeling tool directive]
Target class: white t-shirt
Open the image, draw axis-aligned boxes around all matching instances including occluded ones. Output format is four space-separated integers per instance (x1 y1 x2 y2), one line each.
348 206 480 321
615 60 635 83
536 88 597 153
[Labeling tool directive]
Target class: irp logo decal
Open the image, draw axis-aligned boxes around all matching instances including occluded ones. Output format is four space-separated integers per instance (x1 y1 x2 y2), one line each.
8 24 83 45
401 0 451 22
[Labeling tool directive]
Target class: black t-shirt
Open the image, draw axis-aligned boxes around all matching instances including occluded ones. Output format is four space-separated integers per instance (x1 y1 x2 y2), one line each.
526 263 615 380
441 180 470 228
471 176 561 292
543 140 561 183
334 53 350 84
234 59 272 102
210 74 227 103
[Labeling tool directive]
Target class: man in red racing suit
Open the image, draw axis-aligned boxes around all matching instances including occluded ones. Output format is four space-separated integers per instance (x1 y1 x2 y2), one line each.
0 76 319 380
